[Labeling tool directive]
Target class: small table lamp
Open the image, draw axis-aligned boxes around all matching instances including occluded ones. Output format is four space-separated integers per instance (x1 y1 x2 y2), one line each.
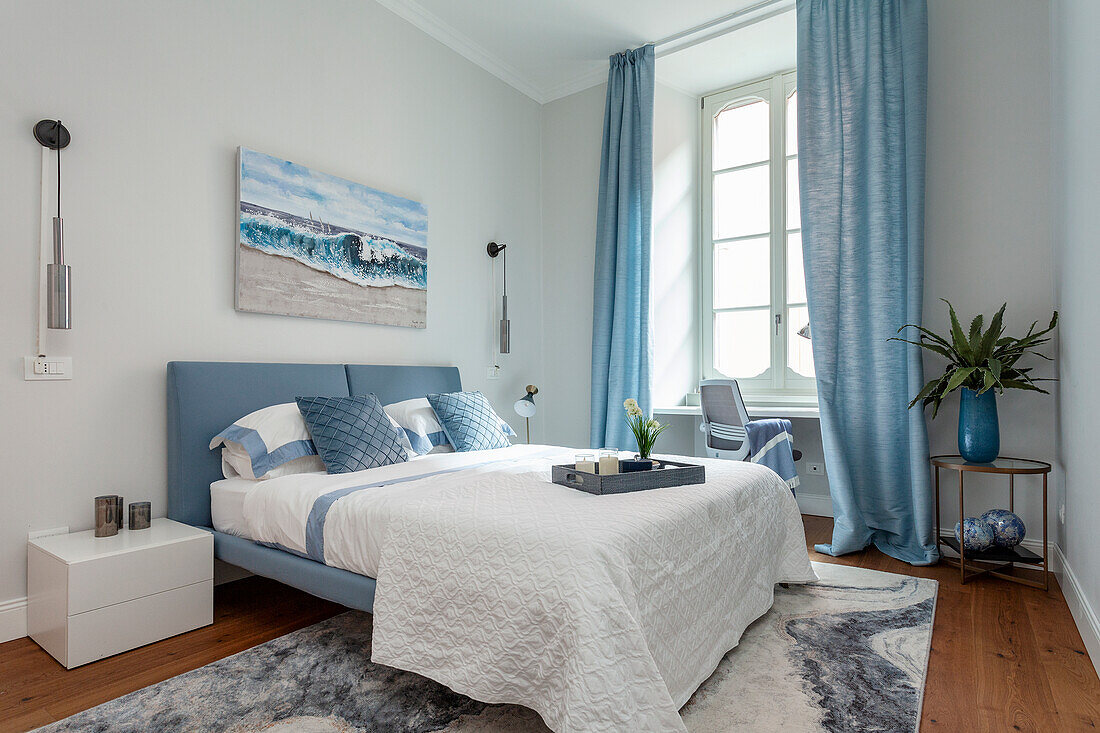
513 385 538 444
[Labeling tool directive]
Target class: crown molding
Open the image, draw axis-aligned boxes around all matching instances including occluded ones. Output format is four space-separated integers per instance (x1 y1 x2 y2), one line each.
374 0 549 104
541 66 610 105
374 0 782 106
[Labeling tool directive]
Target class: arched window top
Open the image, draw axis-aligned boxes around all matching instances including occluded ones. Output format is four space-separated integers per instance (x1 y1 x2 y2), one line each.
713 97 769 171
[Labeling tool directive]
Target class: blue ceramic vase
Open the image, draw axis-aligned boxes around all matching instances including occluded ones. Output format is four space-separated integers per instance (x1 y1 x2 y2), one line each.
958 388 999 463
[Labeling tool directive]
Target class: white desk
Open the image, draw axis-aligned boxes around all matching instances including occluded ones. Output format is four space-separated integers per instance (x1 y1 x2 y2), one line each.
654 403 821 420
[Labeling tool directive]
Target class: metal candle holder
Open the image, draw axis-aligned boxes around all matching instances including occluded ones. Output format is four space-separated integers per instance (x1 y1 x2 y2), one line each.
129 502 151 530
94 496 119 537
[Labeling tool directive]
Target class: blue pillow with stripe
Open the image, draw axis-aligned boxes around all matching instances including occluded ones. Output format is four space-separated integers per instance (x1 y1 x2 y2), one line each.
296 395 409 474
426 391 514 452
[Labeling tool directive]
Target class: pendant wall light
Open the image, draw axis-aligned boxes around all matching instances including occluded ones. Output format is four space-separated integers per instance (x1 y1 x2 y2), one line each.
35 119 72 330
487 241 509 354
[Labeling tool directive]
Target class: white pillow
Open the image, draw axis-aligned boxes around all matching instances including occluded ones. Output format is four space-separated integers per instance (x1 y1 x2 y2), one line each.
211 401 416 479
210 403 325 479
384 398 452 455
384 397 515 454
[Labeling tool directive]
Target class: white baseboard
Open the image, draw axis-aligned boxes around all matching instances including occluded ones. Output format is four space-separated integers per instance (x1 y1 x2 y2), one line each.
0 596 28 643
1054 545 1100 673
796 491 833 517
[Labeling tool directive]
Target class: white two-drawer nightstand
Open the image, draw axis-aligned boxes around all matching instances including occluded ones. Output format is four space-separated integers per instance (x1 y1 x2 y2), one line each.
27 518 213 668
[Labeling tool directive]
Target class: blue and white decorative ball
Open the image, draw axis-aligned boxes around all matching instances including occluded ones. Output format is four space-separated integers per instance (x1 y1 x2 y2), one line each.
980 509 1026 548
955 517 995 553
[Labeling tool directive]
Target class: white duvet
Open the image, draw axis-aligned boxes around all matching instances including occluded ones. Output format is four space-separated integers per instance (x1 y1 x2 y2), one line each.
236 444 815 732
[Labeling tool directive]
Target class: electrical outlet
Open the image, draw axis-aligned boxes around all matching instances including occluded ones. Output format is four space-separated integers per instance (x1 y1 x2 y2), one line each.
24 356 72 381
486 365 500 380
807 462 825 476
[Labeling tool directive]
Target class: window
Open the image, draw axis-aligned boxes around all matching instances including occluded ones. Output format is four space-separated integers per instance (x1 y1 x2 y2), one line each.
701 71 814 399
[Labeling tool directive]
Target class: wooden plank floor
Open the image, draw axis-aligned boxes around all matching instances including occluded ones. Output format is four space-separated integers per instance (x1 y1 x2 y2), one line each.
1 515 1097 732
802 515 1100 732
0 577 345 732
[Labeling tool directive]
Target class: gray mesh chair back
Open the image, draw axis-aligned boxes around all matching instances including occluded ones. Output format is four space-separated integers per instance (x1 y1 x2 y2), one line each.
699 379 751 460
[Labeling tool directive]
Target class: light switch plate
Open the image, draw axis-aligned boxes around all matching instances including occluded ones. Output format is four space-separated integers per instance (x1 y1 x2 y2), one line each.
24 356 72 381
807 462 825 475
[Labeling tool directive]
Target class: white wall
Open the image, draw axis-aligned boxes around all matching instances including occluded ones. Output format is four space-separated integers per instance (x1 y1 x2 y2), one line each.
539 81 701 451
539 84 604 447
1052 0 1100 658
924 0 1056 540
650 84 701 457
0 0 543 610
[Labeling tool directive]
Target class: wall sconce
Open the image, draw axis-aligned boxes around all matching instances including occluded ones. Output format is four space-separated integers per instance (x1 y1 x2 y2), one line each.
513 384 538 444
35 119 72 330
487 241 509 353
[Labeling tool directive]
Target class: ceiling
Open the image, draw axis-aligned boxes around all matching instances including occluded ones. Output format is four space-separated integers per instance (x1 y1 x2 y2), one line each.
374 0 796 103
657 10 795 97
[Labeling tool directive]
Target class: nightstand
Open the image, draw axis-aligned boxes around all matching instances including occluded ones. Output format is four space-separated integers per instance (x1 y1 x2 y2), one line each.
27 518 213 668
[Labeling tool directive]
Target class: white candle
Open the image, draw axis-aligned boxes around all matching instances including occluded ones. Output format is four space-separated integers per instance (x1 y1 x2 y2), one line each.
575 454 596 473
599 449 619 475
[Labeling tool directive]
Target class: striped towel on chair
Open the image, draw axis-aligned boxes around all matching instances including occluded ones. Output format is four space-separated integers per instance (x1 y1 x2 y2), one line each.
745 418 799 491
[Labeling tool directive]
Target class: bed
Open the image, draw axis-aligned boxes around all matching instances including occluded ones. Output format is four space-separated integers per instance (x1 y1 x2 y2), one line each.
167 361 815 732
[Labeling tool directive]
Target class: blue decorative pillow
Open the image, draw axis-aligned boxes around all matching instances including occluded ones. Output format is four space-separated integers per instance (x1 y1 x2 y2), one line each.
295 395 408 474
426 391 513 452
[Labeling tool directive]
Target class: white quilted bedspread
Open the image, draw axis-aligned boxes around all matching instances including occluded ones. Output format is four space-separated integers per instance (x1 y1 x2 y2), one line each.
236 445 814 731
366 449 816 732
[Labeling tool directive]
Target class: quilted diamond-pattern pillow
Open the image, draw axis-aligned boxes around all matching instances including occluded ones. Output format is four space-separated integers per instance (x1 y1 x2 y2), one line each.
426 391 513 452
296 395 408 474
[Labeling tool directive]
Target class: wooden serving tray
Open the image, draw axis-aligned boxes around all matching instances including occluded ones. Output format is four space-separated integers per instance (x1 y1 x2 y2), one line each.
551 460 705 495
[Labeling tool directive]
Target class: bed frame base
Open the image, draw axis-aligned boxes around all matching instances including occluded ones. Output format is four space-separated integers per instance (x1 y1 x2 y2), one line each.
212 530 377 612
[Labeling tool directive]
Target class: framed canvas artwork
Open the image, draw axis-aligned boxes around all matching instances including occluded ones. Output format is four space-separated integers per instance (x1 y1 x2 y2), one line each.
236 147 427 328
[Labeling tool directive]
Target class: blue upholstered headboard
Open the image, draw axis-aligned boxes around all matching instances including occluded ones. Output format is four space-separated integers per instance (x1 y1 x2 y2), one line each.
166 362 461 527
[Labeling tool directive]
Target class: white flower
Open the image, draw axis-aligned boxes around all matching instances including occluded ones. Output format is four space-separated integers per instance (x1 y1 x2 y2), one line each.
623 398 639 410
628 405 644 417
647 419 660 429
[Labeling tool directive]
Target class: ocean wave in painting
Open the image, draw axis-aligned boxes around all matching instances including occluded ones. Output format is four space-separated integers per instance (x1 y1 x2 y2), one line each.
240 204 427 290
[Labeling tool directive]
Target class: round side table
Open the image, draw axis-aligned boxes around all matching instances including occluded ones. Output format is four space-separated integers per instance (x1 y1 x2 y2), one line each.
931 455 1051 590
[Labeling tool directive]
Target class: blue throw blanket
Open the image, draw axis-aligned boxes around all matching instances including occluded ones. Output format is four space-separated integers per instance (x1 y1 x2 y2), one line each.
745 418 799 490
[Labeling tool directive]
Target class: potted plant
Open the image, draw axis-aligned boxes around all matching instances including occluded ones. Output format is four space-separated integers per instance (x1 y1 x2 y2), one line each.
891 301 1057 463
624 398 668 463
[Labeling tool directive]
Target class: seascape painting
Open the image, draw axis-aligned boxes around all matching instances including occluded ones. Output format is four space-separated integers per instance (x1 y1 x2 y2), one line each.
236 147 427 328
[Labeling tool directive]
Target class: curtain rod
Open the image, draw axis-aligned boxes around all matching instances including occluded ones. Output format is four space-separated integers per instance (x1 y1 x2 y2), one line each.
649 0 795 58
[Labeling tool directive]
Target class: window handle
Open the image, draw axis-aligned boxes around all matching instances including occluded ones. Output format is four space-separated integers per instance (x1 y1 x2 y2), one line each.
775 313 782 336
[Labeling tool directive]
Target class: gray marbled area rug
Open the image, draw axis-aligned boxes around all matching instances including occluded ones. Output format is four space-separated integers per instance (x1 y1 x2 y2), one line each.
35 563 936 733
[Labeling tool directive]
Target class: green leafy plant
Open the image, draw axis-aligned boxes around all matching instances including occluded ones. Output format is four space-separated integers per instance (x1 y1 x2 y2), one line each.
890 300 1058 417
623 398 669 459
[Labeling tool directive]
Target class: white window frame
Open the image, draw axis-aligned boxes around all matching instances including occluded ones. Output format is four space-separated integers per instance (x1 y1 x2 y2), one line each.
700 70 816 402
